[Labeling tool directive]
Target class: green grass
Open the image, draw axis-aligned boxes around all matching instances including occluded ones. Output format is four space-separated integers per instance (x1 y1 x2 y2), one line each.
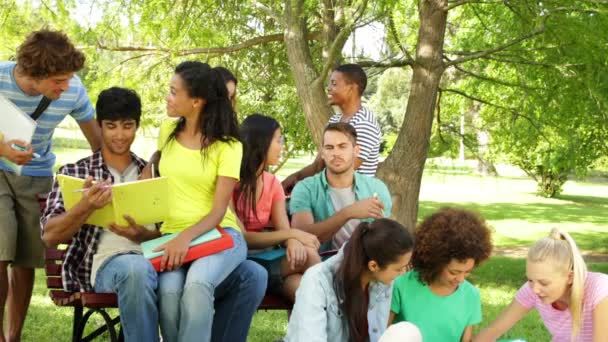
16 149 607 341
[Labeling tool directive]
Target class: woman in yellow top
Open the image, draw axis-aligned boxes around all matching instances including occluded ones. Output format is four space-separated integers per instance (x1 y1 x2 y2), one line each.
154 61 257 342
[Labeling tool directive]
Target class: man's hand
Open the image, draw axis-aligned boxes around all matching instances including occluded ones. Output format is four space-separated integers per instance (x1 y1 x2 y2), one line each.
81 176 112 210
345 196 385 220
286 239 307 270
289 229 320 250
0 140 33 165
108 215 155 243
153 232 192 272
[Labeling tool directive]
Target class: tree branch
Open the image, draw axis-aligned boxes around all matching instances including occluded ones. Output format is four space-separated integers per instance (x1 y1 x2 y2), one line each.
449 63 541 90
356 58 414 68
388 13 415 64
314 0 369 87
446 0 503 11
97 31 321 57
445 26 545 66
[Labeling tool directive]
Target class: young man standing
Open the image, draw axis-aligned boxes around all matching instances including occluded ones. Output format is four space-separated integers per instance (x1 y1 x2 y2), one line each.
289 123 391 251
41 87 159 341
0 30 101 342
283 64 382 191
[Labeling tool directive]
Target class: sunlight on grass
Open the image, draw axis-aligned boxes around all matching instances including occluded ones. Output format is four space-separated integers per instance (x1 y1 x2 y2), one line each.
23 149 605 340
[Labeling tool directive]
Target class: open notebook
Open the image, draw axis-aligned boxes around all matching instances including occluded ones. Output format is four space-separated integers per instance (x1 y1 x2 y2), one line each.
0 95 37 175
142 227 234 272
57 174 169 227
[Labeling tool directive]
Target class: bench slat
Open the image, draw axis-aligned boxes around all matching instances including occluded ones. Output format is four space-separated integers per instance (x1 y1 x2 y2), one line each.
45 249 66 261
45 263 62 276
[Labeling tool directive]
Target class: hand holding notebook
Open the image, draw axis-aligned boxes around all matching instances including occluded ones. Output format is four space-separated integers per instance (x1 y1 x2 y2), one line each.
142 227 234 272
57 174 169 228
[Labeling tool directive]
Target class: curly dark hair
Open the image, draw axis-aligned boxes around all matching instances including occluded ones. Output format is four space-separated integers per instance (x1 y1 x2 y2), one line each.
16 30 85 78
412 208 493 285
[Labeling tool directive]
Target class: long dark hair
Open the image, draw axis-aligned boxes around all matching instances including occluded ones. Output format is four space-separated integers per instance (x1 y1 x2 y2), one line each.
166 61 239 151
234 114 280 226
334 219 414 342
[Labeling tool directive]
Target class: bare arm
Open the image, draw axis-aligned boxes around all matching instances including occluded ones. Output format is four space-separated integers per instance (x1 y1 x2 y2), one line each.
155 176 237 271
473 300 530 342
354 157 364 170
388 312 395 326
78 119 102 151
461 325 474 342
593 297 608 342
281 153 325 192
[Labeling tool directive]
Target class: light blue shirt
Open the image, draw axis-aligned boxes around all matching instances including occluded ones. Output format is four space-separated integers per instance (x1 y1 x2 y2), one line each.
285 249 392 342
0 62 95 176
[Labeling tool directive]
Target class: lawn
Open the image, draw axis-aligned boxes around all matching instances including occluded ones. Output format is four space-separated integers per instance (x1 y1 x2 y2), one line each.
16 150 608 341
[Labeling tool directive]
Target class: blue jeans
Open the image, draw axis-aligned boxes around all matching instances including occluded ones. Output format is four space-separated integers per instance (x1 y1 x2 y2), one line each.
94 253 159 342
158 228 261 342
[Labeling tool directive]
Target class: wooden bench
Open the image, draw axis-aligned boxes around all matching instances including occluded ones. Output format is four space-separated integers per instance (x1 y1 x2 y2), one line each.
45 243 123 342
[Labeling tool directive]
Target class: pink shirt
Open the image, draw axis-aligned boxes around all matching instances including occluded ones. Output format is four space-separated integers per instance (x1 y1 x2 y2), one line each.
234 171 285 232
515 272 608 341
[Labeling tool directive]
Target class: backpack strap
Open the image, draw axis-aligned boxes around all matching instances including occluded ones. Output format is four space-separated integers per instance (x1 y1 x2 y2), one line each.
30 96 52 121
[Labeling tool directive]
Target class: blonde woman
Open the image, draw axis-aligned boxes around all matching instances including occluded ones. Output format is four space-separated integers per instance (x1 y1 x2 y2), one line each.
474 229 608 342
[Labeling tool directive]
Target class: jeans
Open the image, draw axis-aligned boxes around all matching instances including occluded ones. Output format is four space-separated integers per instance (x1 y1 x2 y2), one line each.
158 228 263 342
94 253 159 342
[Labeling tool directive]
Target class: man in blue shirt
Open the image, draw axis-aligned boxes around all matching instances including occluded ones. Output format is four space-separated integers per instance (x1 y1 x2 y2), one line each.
290 123 391 251
0 30 101 341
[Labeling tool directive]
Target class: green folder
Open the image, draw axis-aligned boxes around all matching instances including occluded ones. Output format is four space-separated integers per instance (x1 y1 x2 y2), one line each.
142 228 223 259
57 174 169 228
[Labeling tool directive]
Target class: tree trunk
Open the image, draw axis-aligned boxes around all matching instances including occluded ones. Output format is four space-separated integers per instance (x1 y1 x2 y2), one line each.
283 0 333 146
376 0 448 230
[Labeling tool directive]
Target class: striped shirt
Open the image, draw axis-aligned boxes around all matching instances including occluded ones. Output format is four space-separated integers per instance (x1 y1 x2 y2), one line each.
40 151 146 292
0 62 95 177
515 272 608 341
328 106 381 176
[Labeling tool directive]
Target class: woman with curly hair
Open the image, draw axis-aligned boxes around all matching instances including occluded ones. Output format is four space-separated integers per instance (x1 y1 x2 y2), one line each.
389 208 493 342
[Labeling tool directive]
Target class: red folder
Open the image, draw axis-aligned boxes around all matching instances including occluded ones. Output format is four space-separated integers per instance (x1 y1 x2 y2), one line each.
148 227 234 272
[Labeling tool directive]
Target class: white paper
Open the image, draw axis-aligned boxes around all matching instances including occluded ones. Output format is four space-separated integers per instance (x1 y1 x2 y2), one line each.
0 94 37 174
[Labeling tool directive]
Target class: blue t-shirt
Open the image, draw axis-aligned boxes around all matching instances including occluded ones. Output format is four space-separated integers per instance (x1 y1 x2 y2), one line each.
0 61 95 176
391 271 482 341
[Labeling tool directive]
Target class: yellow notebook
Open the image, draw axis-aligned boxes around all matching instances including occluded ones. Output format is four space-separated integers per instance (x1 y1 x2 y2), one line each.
57 174 169 228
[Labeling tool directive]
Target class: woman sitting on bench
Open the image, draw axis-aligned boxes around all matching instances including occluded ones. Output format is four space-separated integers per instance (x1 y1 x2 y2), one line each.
233 114 321 301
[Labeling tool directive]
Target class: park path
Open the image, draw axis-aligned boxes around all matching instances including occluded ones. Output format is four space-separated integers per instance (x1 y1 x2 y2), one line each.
493 246 608 263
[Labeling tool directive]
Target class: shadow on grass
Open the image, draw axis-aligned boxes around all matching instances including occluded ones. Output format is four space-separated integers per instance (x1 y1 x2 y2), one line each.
419 201 607 226
557 194 608 206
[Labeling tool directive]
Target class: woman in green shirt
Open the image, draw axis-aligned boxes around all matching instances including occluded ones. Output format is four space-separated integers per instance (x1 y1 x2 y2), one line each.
389 208 493 342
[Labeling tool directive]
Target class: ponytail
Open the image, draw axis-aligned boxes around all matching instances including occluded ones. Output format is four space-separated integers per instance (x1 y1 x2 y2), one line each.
528 228 587 341
335 219 414 342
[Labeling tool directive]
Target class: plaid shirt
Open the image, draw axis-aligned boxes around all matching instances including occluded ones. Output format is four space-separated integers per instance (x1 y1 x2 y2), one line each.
40 150 146 292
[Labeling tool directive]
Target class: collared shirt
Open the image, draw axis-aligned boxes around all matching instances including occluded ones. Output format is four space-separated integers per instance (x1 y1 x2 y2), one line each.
328 106 381 176
40 150 146 292
285 249 393 342
289 170 392 247
0 62 95 176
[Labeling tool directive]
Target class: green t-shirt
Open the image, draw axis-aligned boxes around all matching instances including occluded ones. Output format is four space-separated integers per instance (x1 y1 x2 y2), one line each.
390 271 482 342
158 120 242 234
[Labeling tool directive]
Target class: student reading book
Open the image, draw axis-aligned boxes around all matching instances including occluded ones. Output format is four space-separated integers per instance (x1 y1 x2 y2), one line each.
41 87 159 341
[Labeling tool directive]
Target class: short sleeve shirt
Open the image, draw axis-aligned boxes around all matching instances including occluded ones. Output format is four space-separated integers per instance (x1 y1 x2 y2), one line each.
515 272 608 341
391 271 482 341
328 106 381 176
158 120 242 233
0 62 95 176
234 171 285 232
